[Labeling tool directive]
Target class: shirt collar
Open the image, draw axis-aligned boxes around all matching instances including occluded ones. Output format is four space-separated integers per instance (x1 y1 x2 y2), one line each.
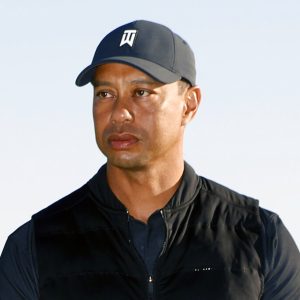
88 162 202 212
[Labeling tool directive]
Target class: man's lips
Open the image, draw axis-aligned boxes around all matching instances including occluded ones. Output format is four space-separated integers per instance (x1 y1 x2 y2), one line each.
107 133 139 150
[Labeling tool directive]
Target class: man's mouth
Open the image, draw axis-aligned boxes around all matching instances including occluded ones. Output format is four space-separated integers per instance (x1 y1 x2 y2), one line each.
108 133 139 150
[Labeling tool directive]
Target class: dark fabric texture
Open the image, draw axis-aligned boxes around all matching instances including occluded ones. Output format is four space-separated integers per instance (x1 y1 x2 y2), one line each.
33 163 262 299
1 163 300 299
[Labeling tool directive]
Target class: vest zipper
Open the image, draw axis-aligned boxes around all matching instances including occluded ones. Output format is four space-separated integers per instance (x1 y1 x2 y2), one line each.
159 209 168 256
145 209 169 300
126 209 169 300
148 275 154 299
126 210 155 300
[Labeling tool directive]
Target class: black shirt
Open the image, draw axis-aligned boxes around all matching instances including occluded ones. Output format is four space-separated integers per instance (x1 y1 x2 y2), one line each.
129 211 166 275
1 170 300 299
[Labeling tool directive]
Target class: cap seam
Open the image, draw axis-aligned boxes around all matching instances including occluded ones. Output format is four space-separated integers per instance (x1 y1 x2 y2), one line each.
168 27 176 72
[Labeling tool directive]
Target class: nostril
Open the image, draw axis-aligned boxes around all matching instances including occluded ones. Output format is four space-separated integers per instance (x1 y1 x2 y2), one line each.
110 107 133 124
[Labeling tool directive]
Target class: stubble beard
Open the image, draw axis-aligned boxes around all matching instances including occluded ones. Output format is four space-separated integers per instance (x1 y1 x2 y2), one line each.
98 138 151 171
104 150 151 171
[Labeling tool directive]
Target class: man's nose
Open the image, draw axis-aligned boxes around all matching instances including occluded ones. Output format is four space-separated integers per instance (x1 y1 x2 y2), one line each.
110 97 133 124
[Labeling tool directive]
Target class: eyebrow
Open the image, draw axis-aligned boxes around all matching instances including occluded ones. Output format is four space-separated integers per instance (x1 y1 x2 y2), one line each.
130 79 160 85
92 78 161 87
91 80 112 87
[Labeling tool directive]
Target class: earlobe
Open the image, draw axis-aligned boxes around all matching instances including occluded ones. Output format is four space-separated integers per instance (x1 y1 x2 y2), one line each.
182 86 201 125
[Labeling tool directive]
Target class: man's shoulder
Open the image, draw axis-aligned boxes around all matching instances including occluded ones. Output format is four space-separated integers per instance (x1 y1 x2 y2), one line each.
32 183 91 221
2 221 33 254
33 166 108 221
199 176 259 212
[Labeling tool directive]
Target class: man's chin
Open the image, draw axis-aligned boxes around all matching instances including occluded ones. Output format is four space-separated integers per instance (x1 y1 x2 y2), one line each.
106 155 148 171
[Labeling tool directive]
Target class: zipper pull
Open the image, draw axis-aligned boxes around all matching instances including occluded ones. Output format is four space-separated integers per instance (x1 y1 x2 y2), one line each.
148 275 154 298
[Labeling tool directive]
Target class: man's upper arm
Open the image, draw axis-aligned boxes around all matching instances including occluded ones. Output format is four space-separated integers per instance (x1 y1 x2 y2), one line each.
0 221 39 300
261 211 300 299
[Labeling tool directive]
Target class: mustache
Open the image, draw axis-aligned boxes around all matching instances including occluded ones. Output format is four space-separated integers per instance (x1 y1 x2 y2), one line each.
103 124 146 140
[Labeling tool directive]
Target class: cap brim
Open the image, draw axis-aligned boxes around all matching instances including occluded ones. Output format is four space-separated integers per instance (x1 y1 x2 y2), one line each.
75 56 181 86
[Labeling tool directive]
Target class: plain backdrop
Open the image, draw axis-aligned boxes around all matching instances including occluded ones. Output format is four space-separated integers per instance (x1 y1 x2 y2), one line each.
1 0 299 252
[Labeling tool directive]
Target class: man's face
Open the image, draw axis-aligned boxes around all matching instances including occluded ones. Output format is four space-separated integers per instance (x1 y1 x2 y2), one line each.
92 63 189 170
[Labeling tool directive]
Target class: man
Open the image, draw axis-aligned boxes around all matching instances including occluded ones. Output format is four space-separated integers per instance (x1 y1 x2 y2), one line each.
0 20 300 300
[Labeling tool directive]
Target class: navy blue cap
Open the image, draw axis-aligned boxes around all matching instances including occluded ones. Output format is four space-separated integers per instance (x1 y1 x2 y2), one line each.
75 20 196 86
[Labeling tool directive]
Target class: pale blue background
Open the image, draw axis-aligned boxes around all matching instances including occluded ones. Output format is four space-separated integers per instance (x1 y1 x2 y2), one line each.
1 0 299 251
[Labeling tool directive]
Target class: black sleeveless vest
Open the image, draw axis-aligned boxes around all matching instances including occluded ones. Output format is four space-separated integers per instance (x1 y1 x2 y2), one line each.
33 164 263 299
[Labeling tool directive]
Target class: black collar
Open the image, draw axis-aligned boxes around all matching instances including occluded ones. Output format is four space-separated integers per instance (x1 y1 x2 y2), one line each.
88 162 202 212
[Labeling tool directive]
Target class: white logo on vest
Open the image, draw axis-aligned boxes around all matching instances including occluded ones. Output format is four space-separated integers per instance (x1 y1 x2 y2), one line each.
120 30 137 47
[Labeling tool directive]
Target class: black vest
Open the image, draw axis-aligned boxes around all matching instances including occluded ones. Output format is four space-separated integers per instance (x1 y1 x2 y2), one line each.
33 164 263 299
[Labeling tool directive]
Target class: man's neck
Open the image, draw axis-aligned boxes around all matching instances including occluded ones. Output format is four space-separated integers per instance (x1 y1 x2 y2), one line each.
107 160 184 223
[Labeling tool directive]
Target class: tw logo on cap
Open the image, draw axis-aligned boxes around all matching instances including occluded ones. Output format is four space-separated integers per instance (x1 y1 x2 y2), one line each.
120 29 137 47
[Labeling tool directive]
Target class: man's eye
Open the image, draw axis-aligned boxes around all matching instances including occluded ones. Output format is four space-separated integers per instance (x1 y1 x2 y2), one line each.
135 89 150 97
99 91 111 98
95 91 114 99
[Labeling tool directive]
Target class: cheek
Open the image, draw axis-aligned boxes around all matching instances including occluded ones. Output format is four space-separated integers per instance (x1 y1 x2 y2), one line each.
145 109 183 144
158 104 184 129
93 109 107 142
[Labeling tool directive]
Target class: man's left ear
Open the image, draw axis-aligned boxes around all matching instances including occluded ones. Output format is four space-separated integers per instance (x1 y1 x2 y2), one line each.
182 86 201 125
